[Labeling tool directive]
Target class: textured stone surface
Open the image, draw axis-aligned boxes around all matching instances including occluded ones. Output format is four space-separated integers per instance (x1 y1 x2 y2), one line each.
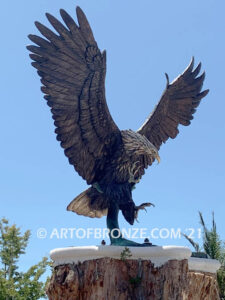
46 258 220 300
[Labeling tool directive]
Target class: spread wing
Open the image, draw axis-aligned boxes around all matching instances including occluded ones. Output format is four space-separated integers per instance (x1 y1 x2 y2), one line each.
137 58 209 149
27 7 121 184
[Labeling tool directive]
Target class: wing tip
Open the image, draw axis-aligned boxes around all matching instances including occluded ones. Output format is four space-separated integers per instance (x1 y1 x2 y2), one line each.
76 6 85 23
197 70 206 82
27 34 34 41
59 8 67 15
26 44 34 51
76 6 83 15
45 12 56 24
165 73 169 87
66 202 72 211
27 34 40 45
34 20 41 28
34 21 45 32
186 56 195 73
192 62 202 77
199 89 209 98
59 9 70 22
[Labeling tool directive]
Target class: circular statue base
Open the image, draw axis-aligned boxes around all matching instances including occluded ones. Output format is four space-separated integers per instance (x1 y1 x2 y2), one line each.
47 245 221 300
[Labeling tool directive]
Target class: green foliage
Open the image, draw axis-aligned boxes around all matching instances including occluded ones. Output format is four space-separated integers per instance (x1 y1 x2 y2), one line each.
218 266 225 300
0 218 50 300
183 212 225 299
217 243 225 300
120 247 132 261
199 212 222 260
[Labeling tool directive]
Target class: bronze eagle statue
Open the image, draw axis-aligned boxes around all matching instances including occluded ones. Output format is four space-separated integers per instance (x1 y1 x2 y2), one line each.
27 7 208 246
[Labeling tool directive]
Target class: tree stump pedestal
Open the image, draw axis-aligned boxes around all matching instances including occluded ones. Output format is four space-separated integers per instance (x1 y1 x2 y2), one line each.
46 246 221 300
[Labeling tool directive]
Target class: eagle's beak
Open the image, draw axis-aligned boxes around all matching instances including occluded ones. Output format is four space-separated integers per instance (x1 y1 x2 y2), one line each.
155 153 160 164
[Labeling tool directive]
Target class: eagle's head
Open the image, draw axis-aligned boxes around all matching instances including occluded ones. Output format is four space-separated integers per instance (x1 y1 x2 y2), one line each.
121 130 160 163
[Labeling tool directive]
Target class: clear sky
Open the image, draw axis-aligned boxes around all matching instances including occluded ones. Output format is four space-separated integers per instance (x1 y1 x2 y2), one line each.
0 0 224 280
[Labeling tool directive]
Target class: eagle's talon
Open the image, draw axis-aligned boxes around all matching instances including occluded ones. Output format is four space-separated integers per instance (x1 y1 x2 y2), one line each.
134 202 155 221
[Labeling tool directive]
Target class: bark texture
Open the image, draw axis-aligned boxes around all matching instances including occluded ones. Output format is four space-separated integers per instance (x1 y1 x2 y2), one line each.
46 258 220 300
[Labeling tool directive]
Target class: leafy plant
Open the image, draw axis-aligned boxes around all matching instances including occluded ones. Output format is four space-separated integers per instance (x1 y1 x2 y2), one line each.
183 212 225 299
0 218 51 300
120 247 132 261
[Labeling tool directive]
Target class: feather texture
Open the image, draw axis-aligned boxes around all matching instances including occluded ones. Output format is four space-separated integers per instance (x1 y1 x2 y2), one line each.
138 58 209 149
28 8 209 223
27 7 121 184
67 187 108 218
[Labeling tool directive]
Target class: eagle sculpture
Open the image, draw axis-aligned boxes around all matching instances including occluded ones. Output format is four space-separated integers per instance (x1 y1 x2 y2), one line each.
27 7 209 246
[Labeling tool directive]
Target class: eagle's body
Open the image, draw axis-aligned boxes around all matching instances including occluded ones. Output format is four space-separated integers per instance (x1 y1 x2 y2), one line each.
97 130 157 184
28 7 208 245
64 129 159 225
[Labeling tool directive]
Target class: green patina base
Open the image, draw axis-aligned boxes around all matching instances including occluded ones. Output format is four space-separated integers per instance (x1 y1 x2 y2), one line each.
106 202 155 247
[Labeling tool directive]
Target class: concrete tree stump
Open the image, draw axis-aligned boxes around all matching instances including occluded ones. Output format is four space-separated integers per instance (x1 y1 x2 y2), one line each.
46 246 221 300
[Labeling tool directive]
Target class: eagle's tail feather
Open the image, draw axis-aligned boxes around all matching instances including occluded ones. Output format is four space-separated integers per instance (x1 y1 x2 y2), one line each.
67 187 108 218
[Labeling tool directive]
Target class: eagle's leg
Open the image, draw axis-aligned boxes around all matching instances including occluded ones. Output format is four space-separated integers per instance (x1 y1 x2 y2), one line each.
106 201 154 247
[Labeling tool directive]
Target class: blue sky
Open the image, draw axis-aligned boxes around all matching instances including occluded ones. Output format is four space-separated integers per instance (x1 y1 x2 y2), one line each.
1 0 224 281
